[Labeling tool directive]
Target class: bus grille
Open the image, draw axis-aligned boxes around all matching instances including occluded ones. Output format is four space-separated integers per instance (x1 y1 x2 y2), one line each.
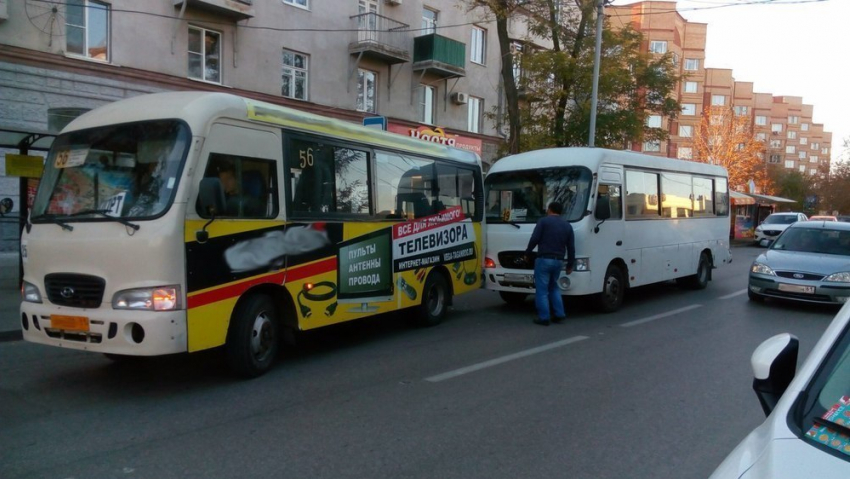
498 251 535 270
45 273 105 308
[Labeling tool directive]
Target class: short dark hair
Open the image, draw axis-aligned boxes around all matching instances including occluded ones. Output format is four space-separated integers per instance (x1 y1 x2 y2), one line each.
548 201 563 215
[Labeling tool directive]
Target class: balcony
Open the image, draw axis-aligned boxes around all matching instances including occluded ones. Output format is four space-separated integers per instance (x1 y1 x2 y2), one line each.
349 13 411 64
413 34 466 78
173 0 254 21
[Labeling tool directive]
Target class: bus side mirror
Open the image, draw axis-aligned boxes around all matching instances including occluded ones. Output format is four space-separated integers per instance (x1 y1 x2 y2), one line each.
198 178 226 217
752 333 798 416
595 196 611 220
196 178 226 243
0 197 12 215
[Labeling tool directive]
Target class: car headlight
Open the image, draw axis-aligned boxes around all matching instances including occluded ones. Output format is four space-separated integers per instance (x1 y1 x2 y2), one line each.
22 281 42 303
755 226 763 232
572 258 589 271
751 263 775 276
824 272 850 283
112 285 181 311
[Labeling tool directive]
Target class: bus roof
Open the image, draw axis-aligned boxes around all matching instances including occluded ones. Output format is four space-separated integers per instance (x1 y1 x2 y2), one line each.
62 91 481 166
488 147 727 178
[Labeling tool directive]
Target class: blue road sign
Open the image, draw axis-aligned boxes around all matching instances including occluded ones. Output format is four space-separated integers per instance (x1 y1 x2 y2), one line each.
363 116 387 130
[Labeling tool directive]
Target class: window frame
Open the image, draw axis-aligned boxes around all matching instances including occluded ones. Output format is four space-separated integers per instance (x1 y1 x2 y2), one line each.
422 7 438 35
197 153 280 219
65 0 110 62
684 58 699 71
681 103 696 116
188 26 222 84
649 40 667 54
282 0 310 10
282 49 309 101
467 96 483 134
356 68 378 113
470 26 487 65
420 84 436 125
684 81 698 94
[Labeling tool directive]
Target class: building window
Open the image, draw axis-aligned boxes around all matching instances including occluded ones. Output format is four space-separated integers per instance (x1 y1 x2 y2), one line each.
422 8 438 35
769 154 781 164
283 0 309 9
646 115 662 128
684 81 698 93
357 69 377 113
643 141 661 152
769 140 781 148
787 130 796 140
734 106 749 116
756 132 766 141
798 165 806 173
649 40 667 54
710 115 723 126
801 123 809 131
681 104 696 116
671 52 679 65
800 137 808 145
755 116 767 126
811 142 819 150
420 85 435 124
771 123 782 133
822 147 829 154
282 50 308 100
799 151 806 159
684 58 699 71
810 155 819 163
188 27 221 83
66 0 110 61
471 26 486 64
788 115 799 124
679 125 693 137
786 145 796 154
677 147 693 159
785 160 794 168
467 96 483 133
510 41 524 82
711 95 726 106
810 169 817 175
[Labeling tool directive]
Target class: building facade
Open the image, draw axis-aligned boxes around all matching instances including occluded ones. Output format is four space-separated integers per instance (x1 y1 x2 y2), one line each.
608 1 833 177
0 0 516 252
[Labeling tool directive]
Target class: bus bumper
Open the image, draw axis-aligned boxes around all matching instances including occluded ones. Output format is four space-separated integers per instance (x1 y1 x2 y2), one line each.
483 268 596 296
20 302 188 356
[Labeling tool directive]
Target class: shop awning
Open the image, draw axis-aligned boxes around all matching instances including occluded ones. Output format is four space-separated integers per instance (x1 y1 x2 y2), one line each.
747 193 797 204
730 191 755 205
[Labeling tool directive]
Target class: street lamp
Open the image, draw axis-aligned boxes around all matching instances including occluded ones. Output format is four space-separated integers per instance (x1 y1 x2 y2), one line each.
588 0 611 147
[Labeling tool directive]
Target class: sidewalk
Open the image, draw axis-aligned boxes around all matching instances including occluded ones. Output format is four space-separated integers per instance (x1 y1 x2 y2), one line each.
0 252 21 341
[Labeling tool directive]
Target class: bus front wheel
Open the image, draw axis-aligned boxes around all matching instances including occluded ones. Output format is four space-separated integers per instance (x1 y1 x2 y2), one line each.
499 291 528 305
226 294 280 378
680 252 711 290
415 272 450 327
596 264 625 313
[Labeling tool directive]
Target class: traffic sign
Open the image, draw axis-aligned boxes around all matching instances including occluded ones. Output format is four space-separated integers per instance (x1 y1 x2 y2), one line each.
363 116 387 131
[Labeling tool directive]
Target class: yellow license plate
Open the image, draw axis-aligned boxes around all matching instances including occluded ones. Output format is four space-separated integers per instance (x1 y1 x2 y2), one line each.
50 315 90 331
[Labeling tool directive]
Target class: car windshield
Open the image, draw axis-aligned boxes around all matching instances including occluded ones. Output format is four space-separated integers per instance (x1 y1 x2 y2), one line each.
484 167 593 223
764 214 798 225
771 227 850 255
793 315 850 462
31 120 191 221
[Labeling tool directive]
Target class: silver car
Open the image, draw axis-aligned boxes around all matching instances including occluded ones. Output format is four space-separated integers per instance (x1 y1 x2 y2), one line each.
749 221 850 304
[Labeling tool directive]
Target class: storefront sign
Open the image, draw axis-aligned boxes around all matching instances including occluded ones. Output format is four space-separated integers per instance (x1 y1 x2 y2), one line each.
388 124 482 154
4 154 44 178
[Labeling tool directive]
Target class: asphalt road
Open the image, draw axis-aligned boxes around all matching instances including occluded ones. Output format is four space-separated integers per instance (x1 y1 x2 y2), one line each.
0 245 839 479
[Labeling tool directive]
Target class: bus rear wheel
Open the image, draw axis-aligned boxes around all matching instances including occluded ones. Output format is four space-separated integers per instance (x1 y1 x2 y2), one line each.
414 272 450 327
596 264 625 313
226 294 280 378
680 252 711 290
499 291 528 305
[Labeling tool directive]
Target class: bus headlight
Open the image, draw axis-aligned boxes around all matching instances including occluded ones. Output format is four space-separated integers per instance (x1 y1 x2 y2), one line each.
113 286 181 311
572 258 589 272
22 281 42 303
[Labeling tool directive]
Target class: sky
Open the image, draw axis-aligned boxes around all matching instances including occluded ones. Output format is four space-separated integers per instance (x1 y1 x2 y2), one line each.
611 0 850 163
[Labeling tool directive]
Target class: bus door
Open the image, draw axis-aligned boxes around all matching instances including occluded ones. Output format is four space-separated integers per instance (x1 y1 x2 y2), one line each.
594 166 625 284
186 122 284 352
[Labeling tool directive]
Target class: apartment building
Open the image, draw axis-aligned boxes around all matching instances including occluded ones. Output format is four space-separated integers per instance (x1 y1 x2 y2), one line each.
0 0 514 252
608 0 833 177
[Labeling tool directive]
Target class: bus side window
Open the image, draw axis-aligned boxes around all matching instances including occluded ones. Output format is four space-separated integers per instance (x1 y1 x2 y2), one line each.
598 184 622 220
199 154 278 219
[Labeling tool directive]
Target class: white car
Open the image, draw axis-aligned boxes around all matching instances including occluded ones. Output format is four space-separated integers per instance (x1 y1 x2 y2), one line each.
709 302 850 478
754 212 808 244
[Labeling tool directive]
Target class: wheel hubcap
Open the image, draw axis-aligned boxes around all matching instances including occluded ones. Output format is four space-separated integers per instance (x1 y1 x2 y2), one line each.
250 311 273 361
606 277 620 303
428 285 444 316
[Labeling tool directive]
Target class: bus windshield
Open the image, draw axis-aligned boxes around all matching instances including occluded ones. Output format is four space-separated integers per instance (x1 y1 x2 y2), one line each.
485 167 593 223
32 120 191 221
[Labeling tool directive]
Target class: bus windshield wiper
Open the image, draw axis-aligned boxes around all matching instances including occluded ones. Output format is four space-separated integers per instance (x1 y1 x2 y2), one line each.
68 209 140 231
508 221 521 229
31 214 74 232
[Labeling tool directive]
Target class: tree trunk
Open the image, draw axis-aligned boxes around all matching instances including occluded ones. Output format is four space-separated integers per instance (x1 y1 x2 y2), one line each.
495 7 521 154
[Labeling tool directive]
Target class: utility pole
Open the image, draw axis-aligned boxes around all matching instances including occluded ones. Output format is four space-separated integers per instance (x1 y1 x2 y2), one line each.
588 0 605 147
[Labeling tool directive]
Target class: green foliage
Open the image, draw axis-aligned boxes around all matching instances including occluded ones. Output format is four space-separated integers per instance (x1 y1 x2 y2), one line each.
769 168 811 208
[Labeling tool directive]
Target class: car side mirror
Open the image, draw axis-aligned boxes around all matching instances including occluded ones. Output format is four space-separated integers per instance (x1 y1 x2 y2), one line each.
594 196 611 220
751 333 798 416
0 197 12 215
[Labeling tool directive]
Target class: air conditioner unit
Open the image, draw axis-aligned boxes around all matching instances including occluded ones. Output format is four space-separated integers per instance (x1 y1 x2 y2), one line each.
385 0 402 5
452 92 468 105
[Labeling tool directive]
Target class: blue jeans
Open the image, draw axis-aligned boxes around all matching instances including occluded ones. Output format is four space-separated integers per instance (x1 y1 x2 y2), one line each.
534 258 566 321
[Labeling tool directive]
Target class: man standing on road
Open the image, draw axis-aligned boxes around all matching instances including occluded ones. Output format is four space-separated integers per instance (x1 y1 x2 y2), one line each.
525 201 575 326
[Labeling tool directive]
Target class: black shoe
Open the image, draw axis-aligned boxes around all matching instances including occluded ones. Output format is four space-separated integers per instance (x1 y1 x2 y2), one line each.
533 318 550 326
552 316 567 324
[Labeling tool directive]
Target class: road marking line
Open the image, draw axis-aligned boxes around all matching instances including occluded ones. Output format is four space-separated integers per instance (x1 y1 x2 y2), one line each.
719 289 748 300
619 304 702 328
425 335 589 382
